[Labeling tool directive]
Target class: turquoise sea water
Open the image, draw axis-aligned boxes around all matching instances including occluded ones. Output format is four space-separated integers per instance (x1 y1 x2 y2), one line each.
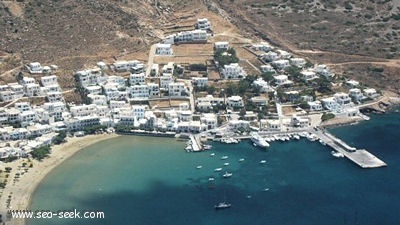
28 112 400 225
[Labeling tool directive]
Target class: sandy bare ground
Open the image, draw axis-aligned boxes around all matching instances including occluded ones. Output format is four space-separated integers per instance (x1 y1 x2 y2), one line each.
0 133 119 225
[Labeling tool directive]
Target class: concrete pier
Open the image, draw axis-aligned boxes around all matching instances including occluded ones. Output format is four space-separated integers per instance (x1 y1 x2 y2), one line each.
315 130 387 168
189 134 203 152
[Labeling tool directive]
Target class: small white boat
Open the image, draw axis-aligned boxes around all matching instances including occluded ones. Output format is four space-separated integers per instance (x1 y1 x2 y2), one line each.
214 202 231 209
263 188 270 191
208 177 215 181
319 139 326 145
214 168 223 172
203 145 213 150
238 158 245 162
293 134 300 140
222 171 233 178
210 153 215 156
331 151 344 158
250 132 270 148
223 162 230 166
221 156 229 160
260 160 267 164
196 165 203 169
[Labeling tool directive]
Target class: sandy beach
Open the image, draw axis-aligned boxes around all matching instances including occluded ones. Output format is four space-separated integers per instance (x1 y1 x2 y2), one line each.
0 133 119 225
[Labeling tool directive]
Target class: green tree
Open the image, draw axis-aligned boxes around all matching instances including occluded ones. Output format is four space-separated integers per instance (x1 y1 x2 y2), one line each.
31 146 51 161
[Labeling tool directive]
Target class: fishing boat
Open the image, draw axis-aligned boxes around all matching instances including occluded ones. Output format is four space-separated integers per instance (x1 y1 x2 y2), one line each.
260 160 267 164
214 202 231 210
222 171 233 178
214 168 223 172
331 151 344 158
221 156 229 160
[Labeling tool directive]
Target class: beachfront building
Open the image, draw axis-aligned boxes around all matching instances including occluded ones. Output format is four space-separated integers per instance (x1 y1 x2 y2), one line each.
214 42 229 51
66 116 100 131
262 119 281 131
334 92 352 107
227 96 244 109
200 113 217 129
364 88 379 99
168 82 189 97
349 88 364 101
229 120 250 130
192 77 208 88
195 18 212 31
155 43 173 55
221 63 246 80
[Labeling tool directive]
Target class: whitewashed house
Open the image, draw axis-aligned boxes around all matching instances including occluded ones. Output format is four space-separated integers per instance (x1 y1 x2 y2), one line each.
307 101 323 111
214 42 229 51
87 94 107 106
85 86 102 95
41 75 58 87
66 116 100 131
24 83 41 97
259 51 278 62
178 110 192 122
9 83 24 98
250 96 268 106
301 70 318 81
346 80 360 88
28 62 43 74
195 18 212 30
197 95 224 106
364 88 379 99
162 62 174 76
277 50 291 59
130 64 145 74
274 75 293 86
109 100 129 110
253 78 274 93
229 120 249 130
200 113 217 129
155 43 173 55
252 42 273 52
42 101 66 121
46 91 63 102
15 102 31 112
290 58 306 68
260 65 276 74
221 63 246 79
21 77 36 85
334 92 352 107
150 64 159 77
70 104 98 117
0 91 16 102
160 75 174 90
76 68 104 87
174 30 207 43
227 96 244 108
132 105 146 119
321 97 340 112
19 110 37 126
271 59 290 70
113 60 141 72
148 83 159 97
168 82 188 97
192 77 208 87
315 64 334 78
130 73 146 85
349 88 364 101
130 85 149 99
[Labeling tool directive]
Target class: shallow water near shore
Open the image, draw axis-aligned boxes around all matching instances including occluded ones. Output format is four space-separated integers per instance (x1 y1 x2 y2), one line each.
28 112 400 225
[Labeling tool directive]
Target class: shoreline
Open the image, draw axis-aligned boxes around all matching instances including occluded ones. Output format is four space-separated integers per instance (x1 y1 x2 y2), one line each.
0 133 119 225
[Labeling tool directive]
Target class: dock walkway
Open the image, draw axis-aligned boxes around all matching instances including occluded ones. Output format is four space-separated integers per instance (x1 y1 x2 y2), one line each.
315 130 387 168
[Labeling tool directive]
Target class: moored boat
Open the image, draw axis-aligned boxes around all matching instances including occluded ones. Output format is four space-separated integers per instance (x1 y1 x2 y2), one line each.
214 202 231 209
250 132 270 148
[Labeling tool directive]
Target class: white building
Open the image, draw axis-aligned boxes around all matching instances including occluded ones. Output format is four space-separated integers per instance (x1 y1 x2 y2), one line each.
19 110 37 126
274 75 293 86
214 42 229 51
113 60 141 72
277 50 291 59
76 68 104 87
200 113 217 129
334 92 352 107
346 80 360 87
174 30 207 43
253 78 274 93
227 96 244 108
130 85 149 99
150 64 159 77
307 101 323 111
259 51 278 62
250 96 268 106
197 95 224 107
168 82 188 97
41 75 58 87
24 83 41 97
155 43 173 55
21 77 36 85
46 91 63 102
147 83 159 97
66 116 100 131
192 77 208 87
221 63 246 79
301 70 318 81
85 86 102 95
132 105 146 119
290 58 306 68
321 97 340 112
271 59 290 70
109 100 129 110
315 64 334 78
88 94 107 106
178 110 192 122
28 62 43 74
260 65 276 74
15 102 31 112
70 104 98 117
349 88 364 101
195 18 212 30
130 73 146 85
162 62 174 76
364 88 379 99
160 75 174 90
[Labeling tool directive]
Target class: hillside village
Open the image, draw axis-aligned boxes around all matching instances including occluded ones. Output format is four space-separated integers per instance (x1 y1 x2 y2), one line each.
0 17 383 159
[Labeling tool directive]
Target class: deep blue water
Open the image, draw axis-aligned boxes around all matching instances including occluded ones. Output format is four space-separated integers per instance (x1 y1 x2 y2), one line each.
28 112 400 225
